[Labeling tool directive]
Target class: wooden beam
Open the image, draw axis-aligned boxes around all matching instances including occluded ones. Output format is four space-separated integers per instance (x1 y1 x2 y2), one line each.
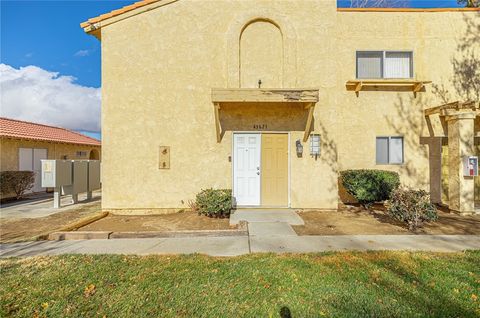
424 101 478 116
346 79 432 96
354 81 362 97
214 103 221 143
212 88 319 103
346 80 432 85
413 82 423 92
303 103 315 142
354 82 362 92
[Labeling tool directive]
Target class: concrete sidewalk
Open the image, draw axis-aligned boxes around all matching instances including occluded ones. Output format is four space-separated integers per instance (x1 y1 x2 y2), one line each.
1 235 479 258
1 191 101 219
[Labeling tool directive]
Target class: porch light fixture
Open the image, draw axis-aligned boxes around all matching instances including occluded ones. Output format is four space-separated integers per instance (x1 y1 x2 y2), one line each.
310 134 320 158
295 140 303 157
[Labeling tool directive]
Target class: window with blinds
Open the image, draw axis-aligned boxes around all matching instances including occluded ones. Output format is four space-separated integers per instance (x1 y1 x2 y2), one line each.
376 136 404 165
357 51 412 79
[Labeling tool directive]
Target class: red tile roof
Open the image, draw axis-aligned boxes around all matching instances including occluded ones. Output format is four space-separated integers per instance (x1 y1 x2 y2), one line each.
80 0 161 28
0 117 101 146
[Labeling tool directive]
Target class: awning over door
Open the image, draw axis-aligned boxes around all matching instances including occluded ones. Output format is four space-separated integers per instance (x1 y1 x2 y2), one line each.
211 88 319 142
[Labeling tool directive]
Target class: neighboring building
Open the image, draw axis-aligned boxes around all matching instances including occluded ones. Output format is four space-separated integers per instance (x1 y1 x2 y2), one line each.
81 0 480 214
0 117 101 197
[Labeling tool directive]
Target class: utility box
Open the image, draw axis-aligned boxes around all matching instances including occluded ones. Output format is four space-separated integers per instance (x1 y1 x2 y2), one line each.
87 160 101 191
72 160 88 193
41 160 72 188
463 156 478 177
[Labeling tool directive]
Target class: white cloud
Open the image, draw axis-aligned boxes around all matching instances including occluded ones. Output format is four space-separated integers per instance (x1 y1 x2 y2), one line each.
74 50 90 57
0 64 101 132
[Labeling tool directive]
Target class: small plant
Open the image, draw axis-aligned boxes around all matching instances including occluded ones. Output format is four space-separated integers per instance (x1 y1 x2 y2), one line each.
0 171 35 200
340 170 400 207
386 187 438 231
187 199 198 213
195 189 232 218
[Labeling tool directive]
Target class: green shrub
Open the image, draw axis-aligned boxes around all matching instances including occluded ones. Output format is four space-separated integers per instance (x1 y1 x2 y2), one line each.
195 189 232 218
386 187 438 231
340 169 400 207
0 171 35 199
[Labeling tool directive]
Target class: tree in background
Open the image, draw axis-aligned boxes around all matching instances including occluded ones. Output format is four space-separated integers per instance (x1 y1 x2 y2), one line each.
457 0 479 7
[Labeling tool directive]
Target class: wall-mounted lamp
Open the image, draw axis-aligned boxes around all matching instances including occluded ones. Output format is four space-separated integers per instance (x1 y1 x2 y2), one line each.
295 140 303 157
310 134 320 159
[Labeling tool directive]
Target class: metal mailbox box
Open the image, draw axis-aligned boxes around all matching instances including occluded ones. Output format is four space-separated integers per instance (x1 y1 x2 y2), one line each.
41 160 72 188
72 160 88 193
87 160 101 191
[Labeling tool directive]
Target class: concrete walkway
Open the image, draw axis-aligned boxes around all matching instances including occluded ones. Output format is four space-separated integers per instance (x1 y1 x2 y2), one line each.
1 191 101 219
1 235 479 258
1 208 479 257
230 209 301 237
230 209 304 226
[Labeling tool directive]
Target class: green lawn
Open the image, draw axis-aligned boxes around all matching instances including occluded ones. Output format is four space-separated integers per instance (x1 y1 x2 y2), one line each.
1 251 479 317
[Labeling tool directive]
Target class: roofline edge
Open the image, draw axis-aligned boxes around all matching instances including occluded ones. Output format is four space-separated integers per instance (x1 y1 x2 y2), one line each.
80 0 179 36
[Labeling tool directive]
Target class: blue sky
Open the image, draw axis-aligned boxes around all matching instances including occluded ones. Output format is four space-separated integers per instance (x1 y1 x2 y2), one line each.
0 0 467 140
1 0 132 88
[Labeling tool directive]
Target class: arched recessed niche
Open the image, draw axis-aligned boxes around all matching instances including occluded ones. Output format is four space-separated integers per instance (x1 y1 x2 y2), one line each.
240 20 283 88
226 11 297 88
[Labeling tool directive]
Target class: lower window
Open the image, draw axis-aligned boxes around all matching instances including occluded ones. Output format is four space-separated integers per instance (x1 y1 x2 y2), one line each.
376 136 404 164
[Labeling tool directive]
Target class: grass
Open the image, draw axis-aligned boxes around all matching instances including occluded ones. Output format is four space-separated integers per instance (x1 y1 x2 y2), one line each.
1 251 479 317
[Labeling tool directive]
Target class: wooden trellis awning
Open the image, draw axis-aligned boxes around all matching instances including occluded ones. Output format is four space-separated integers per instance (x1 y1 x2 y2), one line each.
346 79 431 97
211 88 319 143
424 100 479 116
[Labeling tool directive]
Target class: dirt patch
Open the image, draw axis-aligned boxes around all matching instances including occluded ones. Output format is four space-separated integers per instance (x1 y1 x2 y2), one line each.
293 205 480 235
0 202 102 243
79 212 232 232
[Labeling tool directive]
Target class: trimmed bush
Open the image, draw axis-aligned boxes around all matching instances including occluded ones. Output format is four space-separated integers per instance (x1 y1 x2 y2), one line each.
195 189 232 218
0 171 35 200
340 169 400 207
387 187 438 231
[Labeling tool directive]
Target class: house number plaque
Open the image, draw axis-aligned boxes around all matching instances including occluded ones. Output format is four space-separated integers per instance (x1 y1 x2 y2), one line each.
253 124 267 130
159 146 170 169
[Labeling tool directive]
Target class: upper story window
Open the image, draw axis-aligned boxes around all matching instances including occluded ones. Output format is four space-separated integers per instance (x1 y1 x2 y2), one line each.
356 51 413 79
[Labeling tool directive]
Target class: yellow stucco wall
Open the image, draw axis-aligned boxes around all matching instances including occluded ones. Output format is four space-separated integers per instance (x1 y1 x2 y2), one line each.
97 0 479 212
0 137 101 171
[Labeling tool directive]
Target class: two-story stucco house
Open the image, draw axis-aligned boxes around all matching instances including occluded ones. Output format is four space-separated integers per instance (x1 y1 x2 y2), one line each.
81 0 480 214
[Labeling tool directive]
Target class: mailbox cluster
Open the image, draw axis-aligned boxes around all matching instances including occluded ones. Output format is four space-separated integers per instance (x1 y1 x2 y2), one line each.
41 160 101 208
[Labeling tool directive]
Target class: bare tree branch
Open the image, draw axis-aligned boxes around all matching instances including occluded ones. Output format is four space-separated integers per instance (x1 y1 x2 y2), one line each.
350 0 408 8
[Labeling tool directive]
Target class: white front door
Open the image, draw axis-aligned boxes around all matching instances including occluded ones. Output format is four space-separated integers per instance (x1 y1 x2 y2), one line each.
18 148 47 193
233 134 261 206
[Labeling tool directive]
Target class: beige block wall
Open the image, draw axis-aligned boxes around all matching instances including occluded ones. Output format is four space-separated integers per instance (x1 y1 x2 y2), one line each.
98 0 479 212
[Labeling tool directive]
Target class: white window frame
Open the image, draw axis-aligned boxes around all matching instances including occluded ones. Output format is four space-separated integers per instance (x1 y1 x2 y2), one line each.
376 136 404 165
356 51 413 79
